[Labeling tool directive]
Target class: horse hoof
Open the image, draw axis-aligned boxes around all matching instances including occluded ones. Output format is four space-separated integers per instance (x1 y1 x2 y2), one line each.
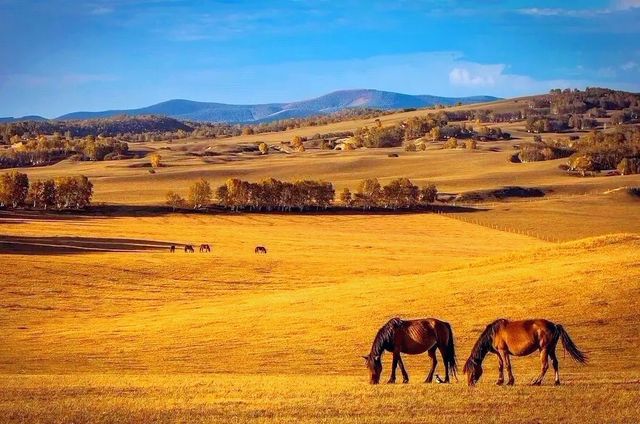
402 379 409 384
387 380 395 384
554 381 561 386
506 381 515 386
531 381 541 386
495 380 504 386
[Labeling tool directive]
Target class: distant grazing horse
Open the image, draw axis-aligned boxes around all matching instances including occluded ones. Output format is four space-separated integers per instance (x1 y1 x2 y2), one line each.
184 245 195 253
463 318 587 386
363 317 457 384
199 244 211 253
255 246 267 254
169 245 176 253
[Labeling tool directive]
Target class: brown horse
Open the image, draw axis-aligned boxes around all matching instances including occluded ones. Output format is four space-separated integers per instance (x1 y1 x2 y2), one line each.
463 318 587 386
199 244 211 253
363 317 457 384
255 246 267 254
184 245 194 253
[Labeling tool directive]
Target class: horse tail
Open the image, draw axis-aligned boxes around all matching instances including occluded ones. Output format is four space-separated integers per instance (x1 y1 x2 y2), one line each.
443 322 458 380
556 324 587 364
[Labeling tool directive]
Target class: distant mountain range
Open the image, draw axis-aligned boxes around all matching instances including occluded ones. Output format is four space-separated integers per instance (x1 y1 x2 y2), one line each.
1 90 500 124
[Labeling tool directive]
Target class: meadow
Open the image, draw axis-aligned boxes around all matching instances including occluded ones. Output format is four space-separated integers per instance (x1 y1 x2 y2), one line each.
1 211 639 422
1 97 640 422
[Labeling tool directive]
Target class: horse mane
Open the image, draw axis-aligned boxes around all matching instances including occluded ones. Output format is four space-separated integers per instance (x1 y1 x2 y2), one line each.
370 317 403 356
463 318 508 372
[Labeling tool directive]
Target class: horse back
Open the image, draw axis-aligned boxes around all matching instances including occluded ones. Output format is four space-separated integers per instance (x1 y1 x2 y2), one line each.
498 319 557 355
396 319 447 353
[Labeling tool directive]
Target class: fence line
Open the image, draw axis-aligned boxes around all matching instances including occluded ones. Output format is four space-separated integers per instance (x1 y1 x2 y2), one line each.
434 209 562 243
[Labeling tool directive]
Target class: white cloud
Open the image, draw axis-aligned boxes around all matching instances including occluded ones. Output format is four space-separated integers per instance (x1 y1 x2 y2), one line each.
518 1 640 17
616 0 640 9
621 61 638 71
449 66 500 86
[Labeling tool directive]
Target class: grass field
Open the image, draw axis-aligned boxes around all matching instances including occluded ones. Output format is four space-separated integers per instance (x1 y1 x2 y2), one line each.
1 98 640 422
1 211 639 423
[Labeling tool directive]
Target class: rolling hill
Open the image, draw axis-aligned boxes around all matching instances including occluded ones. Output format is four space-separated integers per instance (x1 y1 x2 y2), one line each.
55 89 499 123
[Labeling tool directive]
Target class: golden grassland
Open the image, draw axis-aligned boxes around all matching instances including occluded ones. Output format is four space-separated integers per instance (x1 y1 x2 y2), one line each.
1 98 640 422
1 212 639 423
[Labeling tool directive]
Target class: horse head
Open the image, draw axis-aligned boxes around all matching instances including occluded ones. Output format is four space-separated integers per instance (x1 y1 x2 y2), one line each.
463 358 483 386
362 354 382 384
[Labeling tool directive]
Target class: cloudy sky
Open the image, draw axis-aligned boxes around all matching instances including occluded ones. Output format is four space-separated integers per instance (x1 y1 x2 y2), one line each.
1 0 639 117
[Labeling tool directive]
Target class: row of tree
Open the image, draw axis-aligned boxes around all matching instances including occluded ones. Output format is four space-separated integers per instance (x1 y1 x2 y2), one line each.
166 177 439 211
0 171 93 210
0 134 129 168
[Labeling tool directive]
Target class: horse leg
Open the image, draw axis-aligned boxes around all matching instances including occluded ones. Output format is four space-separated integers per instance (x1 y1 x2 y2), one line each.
387 352 398 384
502 350 515 386
397 355 409 384
549 348 560 385
424 347 437 383
436 344 449 383
495 351 505 385
532 347 549 386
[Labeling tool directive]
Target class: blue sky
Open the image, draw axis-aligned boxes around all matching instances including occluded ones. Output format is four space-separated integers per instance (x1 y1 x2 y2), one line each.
1 0 639 118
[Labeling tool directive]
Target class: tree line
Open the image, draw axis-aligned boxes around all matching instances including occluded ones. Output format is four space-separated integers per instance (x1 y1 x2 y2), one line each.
0 134 129 169
0 171 93 210
167 177 438 211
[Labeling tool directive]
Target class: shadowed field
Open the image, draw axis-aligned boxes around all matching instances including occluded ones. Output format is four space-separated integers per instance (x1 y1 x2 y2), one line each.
1 213 639 422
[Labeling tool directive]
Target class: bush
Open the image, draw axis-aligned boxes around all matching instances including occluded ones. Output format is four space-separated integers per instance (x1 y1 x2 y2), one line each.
443 138 459 149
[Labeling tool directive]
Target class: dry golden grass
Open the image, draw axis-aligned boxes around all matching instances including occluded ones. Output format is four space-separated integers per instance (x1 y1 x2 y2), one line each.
1 213 639 423
1 98 640 422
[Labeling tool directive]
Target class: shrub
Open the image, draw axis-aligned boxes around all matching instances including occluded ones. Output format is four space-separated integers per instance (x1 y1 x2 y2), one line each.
443 137 459 149
258 142 268 155
465 139 478 150
403 141 417 152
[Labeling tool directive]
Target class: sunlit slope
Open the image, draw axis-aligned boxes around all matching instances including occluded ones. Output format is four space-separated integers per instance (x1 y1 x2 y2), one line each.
1 214 638 381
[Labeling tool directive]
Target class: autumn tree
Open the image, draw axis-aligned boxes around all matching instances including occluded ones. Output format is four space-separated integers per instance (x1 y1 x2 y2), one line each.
354 178 382 209
258 142 268 155
420 183 438 204
28 179 56 209
382 178 419 209
291 135 304 148
54 175 93 209
339 187 353 206
188 178 212 209
149 152 162 168
166 191 187 211
0 170 29 208
430 127 441 142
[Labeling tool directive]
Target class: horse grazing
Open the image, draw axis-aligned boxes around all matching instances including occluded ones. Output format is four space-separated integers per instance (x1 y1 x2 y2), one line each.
362 317 457 384
184 245 195 253
169 245 176 253
463 318 587 386
199 244 211 253
255 246 267 254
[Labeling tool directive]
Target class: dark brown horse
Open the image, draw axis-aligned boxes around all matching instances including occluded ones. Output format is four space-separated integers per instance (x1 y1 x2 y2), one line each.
363 317 457 384
184 245 194 253
255 246 267 254
463 318 587 386
169 245 175 253
199 244 211 253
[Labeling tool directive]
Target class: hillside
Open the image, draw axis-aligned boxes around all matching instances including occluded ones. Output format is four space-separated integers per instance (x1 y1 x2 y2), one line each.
55 89 499 123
